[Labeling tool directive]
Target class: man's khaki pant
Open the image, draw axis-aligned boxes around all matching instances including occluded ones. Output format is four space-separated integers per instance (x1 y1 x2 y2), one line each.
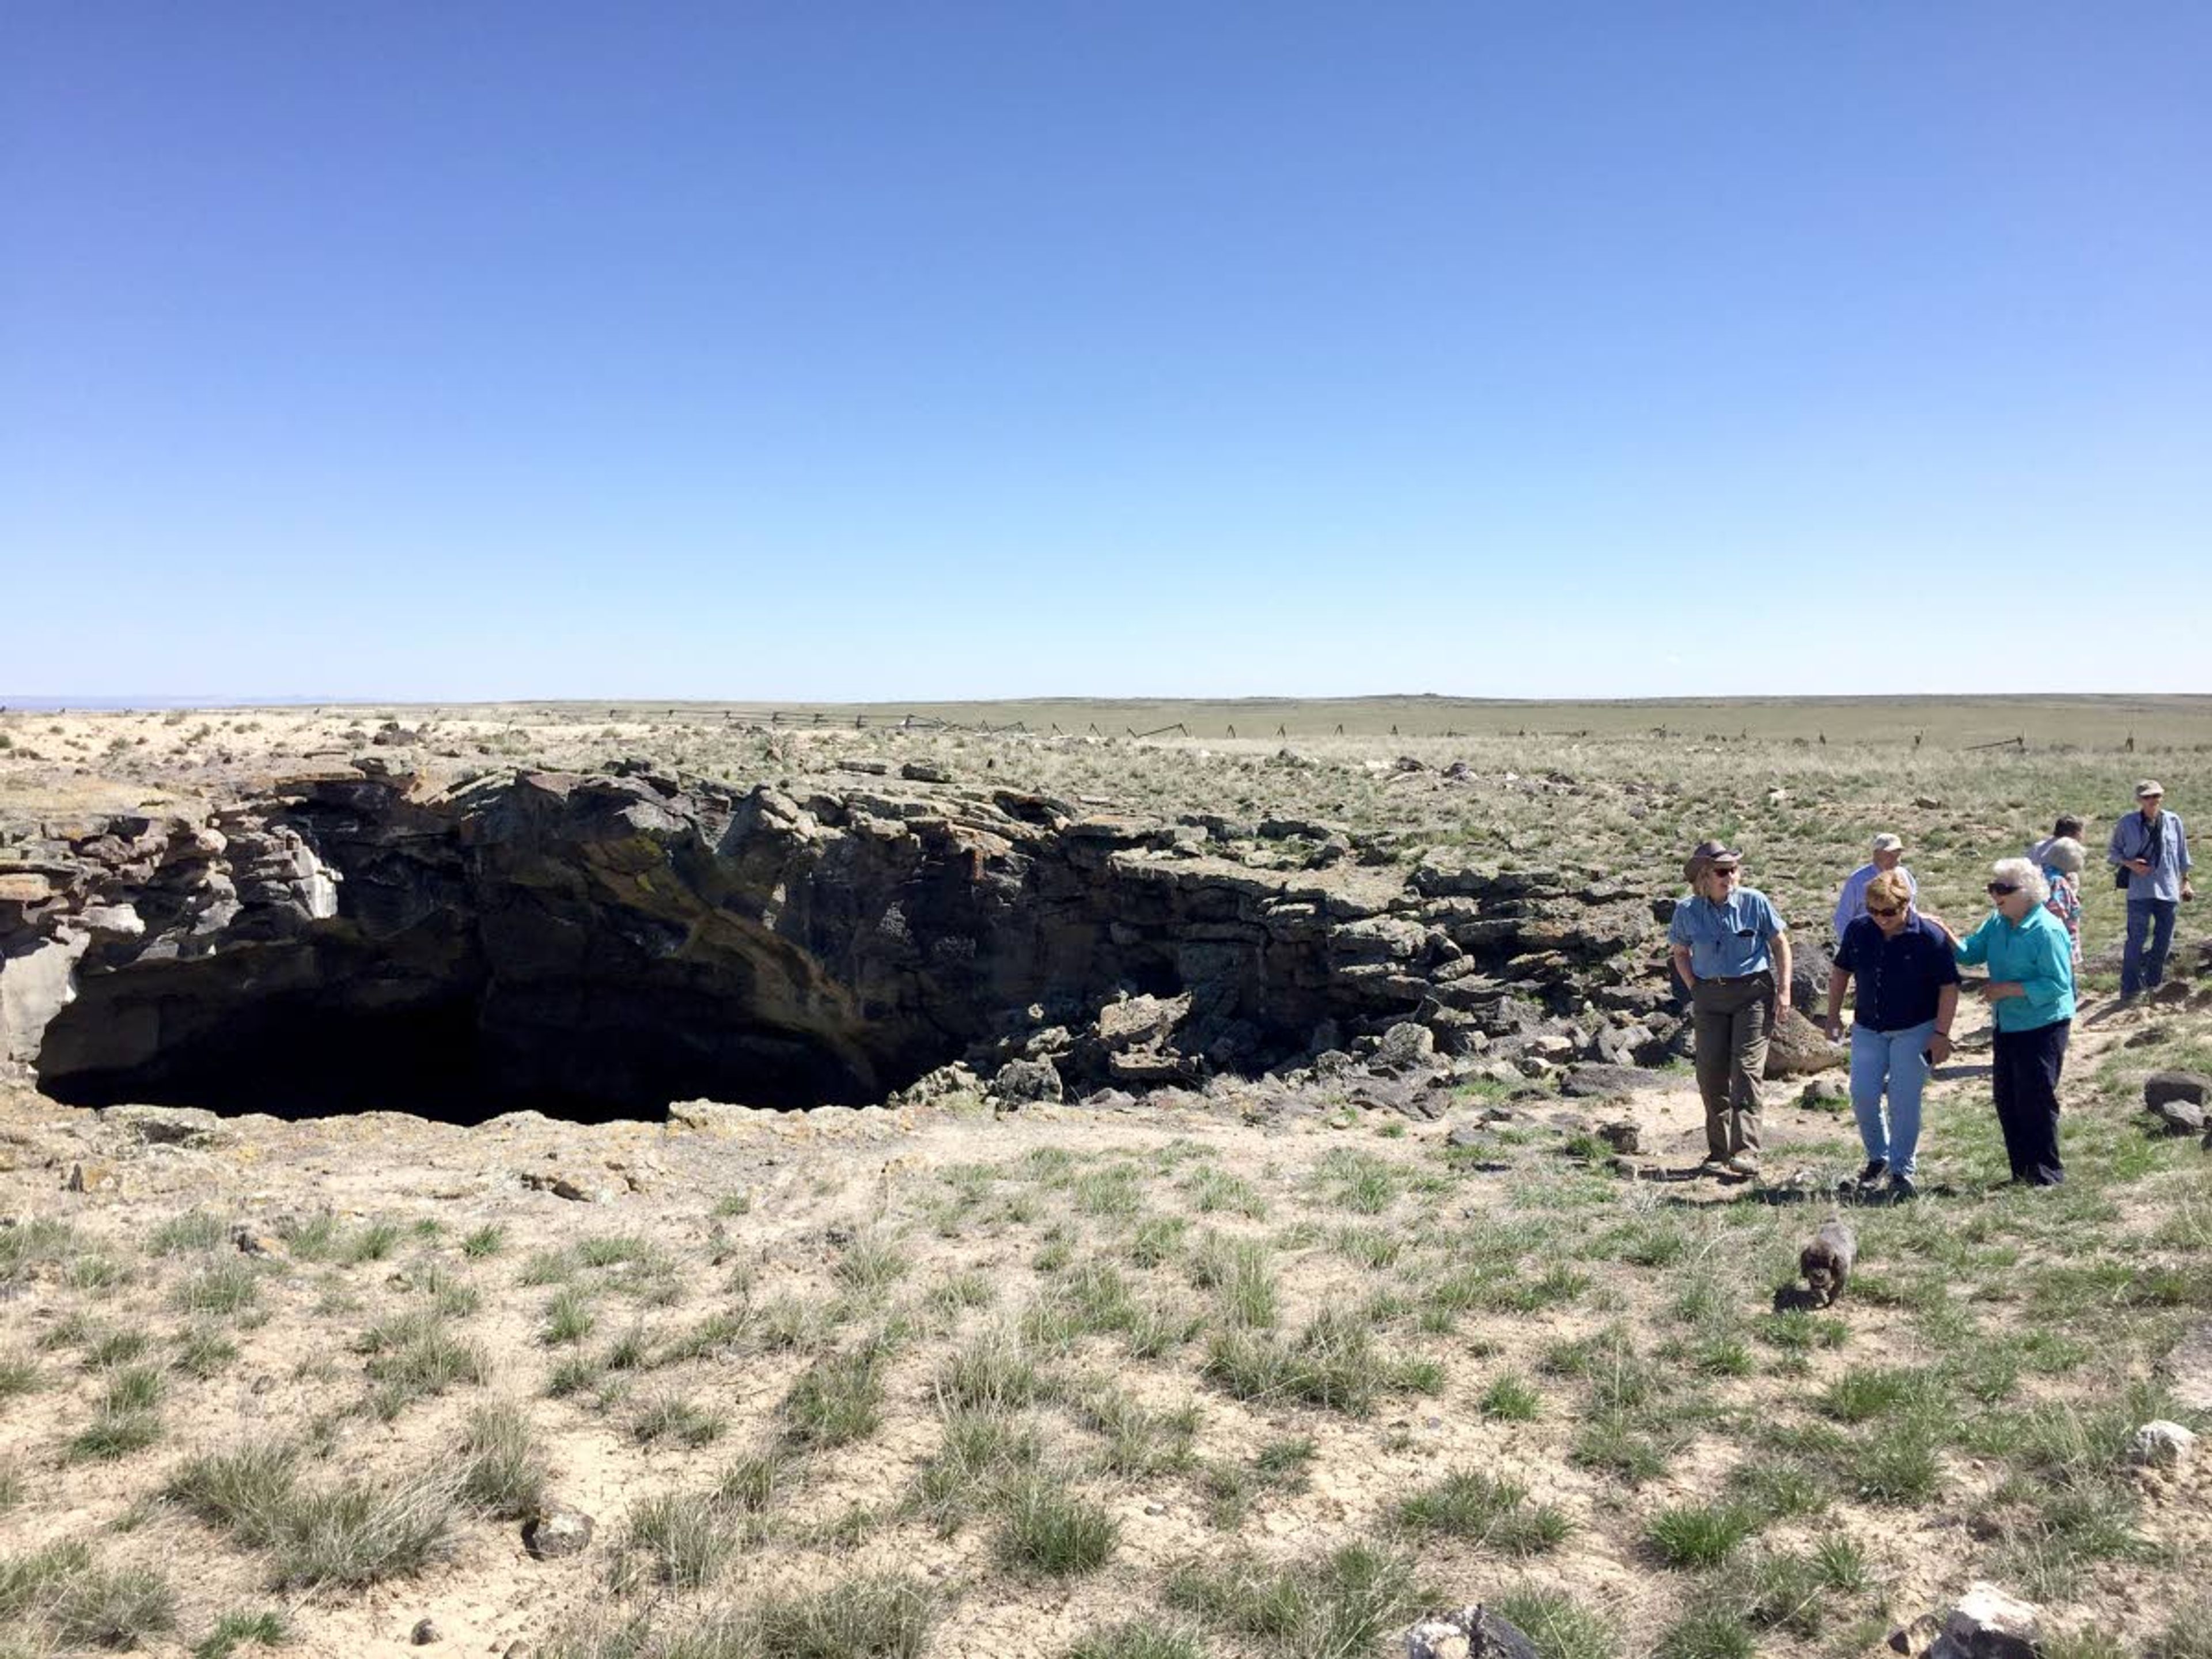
1692 973 1772 1161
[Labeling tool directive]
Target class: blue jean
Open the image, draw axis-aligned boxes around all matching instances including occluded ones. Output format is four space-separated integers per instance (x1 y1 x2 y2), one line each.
1849 1018 1935 1180
2123 899 2178 998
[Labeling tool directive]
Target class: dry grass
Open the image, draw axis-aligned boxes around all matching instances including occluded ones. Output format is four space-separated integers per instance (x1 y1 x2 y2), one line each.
2 707 2210 1656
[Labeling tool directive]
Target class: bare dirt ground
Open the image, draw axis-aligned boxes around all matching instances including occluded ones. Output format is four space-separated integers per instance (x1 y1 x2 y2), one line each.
3 701 2211 1659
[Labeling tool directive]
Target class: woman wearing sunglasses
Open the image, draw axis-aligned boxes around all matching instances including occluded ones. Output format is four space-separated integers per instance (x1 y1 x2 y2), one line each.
1823 869 1960 1200
1947 857 2078 1185
1668 839 1792 1180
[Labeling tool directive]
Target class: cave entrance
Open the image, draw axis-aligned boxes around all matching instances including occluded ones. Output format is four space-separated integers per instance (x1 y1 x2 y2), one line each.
32 959 931 1124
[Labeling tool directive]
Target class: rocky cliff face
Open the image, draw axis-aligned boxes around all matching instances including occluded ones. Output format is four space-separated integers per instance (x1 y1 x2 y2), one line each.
0 766 1674 1119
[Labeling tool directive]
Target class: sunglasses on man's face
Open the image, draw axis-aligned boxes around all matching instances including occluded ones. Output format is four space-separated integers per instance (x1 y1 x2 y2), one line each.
1987 882 2020 896
1867 904 1904 918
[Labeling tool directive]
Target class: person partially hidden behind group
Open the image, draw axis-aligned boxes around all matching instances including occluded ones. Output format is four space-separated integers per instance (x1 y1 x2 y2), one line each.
1823 869 1959 1202
1668 840 1793 1181
1942 858 2078 1187
1832 832 1914 938
2038 836 2087 968
2028 813 2085 869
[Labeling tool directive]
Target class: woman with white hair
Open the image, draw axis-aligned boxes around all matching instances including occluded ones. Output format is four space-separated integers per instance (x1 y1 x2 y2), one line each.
2039 836 2087 967
1950 857 2078 1185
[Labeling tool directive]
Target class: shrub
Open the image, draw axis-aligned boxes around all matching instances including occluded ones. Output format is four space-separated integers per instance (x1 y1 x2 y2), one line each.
994 1479 1120 1577
1478 1372 1542 1421
165 1440 300 1546
1068 1623 1209 1659
1645 1502 1759 1570
747 1573 935 1659
1654 1607 1756 1659
936 1329 1041 1412
612 1490 741 1591
147 1210 229 1255
191 1608 289 1659
458 1403 550 1517
1395 1468 1572 1555
785 1347 885 1448
1490 1589 1618 1659
270 1475 457 1589
67 1408 163 1462
631 1392 729 1449
1167 1541 1427 1659
171 1261 260 1317
51 1560 180 1650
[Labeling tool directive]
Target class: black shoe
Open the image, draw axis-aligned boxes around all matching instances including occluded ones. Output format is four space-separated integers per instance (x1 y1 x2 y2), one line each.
1885 1174 1918 1203
1855 1158 1888 1190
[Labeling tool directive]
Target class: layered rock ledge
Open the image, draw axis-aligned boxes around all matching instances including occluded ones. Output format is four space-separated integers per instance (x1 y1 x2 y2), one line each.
1 764 1688 1120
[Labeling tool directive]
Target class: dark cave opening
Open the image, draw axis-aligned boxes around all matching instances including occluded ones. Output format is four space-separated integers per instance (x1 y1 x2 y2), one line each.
32 965 941 1125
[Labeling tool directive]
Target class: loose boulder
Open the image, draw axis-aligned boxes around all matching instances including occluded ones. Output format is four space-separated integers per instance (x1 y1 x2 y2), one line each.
1800 1076 1850 1111
2150 1097 2207 1136
991 1058 1063 1107
1929 1584 2041 1659
1559 1063 1668 1100
1764 1009 1844 1079
1403 1607 1540 1659
2129 1420 2198 1467
1370 1022 1438 1075
2145 1071 2210 1111
522 1502 595 1560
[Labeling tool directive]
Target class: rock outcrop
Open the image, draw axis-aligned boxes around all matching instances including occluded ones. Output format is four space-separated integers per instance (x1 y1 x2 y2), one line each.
1 765 1673 1119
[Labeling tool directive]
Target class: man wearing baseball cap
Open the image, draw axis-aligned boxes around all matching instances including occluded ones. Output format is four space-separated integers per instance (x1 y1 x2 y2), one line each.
1668 840 1793 1179
2108 782 2194 1002
1832 832 1916 940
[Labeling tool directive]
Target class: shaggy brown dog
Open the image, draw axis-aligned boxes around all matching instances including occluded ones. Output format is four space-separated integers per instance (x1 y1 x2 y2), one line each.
1800 1216 1858 1307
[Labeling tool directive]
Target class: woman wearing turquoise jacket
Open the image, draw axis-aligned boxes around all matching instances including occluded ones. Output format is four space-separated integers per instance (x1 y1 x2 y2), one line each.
1948 857 2078 1185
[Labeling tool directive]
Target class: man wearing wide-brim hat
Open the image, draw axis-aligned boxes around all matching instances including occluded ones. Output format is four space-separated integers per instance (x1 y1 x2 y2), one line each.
2108 781 2194 1002
1668 840 1794 1180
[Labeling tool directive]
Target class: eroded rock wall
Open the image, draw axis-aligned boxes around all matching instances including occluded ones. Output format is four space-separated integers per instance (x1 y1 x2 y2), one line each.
0 766 1674 1117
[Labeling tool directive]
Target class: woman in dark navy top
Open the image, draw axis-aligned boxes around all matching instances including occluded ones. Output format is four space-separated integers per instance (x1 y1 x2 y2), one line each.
1822 868 1960 1199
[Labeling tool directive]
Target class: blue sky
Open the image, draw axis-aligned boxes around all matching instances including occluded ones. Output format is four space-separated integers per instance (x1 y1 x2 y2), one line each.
5 3 2207 700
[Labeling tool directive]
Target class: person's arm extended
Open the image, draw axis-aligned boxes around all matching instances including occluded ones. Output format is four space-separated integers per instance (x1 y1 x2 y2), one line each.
2107 816 2130 870
2182 817 2195 899
1824 967 1851 1040
1929 983 1959 1064
1953 915 1991 967
1771 929 1793 1017
1671 943 1696 993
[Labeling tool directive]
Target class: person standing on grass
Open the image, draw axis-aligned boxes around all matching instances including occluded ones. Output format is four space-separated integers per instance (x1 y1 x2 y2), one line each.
2028 813 2085 869
1668 840 1793 1181
2039 836 2087 968
1832 832 1915 938
1946 858 2077 1187
2108 781 2194 1002
1824 868 1959 1202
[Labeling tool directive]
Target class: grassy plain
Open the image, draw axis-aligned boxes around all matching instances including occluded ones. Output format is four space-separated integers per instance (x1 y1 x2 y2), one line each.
2 697 2210 1658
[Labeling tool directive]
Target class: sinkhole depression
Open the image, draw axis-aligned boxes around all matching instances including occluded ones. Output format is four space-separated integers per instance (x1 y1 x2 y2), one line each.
0 766 1664 1124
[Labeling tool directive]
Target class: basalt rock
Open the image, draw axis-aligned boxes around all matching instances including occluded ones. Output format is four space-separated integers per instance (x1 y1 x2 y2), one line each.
1 768 1669 1121
1764 1007 1845 1079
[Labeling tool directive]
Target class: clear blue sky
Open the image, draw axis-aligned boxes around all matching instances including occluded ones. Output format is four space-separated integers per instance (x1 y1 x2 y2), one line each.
5 3 2207 701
